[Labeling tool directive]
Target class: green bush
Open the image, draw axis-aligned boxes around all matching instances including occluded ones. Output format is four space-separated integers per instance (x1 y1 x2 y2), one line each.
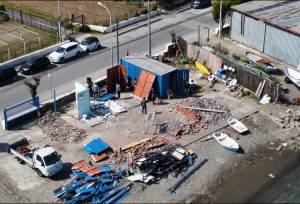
78 24 91 33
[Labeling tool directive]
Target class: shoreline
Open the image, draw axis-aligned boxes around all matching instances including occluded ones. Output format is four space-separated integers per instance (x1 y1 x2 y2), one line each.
205 145 300 203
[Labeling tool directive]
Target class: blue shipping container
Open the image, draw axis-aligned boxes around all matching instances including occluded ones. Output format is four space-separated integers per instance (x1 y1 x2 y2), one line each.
120 56 189 98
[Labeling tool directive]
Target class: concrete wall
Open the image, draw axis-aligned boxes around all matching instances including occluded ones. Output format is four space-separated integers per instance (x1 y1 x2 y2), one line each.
0 41 69 70
230 11 300 66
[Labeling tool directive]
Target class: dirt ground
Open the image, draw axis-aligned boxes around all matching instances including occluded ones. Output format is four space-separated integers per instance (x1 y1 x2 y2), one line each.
0 78 299 203
0 21 56 62
5 0 147 26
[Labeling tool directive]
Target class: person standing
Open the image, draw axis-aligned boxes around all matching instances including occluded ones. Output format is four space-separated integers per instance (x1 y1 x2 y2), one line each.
116 83 121 99
141 97 147 114
86 77 93 98
92 83 100 99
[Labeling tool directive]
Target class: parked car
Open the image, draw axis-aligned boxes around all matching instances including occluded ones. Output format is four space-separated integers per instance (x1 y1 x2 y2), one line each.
48 42 82 63
0 67 17 85
20 56 51 75
80 36 101 53
191 0 211 9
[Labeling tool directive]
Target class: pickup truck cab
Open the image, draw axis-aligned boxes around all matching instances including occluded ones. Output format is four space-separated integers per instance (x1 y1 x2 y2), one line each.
10 143 63 177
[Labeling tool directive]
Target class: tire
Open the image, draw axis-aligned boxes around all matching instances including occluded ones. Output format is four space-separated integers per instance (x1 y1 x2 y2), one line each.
76 52 81 58
97 44 101 50
86 49 90 53
36 169 44 177
59 57 65 64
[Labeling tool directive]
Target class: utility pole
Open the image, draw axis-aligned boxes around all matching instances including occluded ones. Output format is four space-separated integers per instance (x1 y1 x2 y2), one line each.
198 25 200 45
57 0 61 41
117 18 120 64
218 0 223 38
148 0 152 57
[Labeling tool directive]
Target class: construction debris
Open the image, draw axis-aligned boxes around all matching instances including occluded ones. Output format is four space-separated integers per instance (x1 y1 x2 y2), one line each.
54 161 131 204
38 112 86 143
128 145 197 184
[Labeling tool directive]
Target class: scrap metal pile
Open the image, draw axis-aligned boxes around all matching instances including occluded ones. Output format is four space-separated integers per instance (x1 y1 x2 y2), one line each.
172 98 231 135
54 160 131 204
127 145 197 184
38 112 86 143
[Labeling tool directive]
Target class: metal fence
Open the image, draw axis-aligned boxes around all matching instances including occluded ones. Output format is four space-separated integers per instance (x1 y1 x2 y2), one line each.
4 8 57 32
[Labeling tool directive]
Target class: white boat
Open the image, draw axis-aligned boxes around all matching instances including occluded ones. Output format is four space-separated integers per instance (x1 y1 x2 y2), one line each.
212 132 239 152
285 67 300 88
228 118 248 134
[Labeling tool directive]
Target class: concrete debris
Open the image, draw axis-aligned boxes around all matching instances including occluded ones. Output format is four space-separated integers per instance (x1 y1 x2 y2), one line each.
278 109 300 130
171 98 231 135
38 112 86 143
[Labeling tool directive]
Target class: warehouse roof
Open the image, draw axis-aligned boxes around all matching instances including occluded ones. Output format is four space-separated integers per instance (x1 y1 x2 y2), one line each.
121 56 177 75
231 1 300 34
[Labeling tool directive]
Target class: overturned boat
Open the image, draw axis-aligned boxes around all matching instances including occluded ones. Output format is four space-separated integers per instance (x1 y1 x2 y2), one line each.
212 132 239 152
228 118 248 134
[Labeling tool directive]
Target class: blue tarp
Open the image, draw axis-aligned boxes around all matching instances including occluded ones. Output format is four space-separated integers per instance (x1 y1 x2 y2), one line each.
96 93 115 101
84 138 110 154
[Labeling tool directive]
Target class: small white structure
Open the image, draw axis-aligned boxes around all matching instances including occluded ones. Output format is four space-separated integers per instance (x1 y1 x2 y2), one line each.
75 82 91 119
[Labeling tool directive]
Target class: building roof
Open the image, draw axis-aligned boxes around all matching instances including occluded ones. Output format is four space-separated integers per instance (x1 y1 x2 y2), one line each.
231 1 300 35
121 55 177 75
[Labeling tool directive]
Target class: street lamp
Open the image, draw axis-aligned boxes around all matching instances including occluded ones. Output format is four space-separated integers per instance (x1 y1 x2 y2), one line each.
148 0 151 57
97 1 113 68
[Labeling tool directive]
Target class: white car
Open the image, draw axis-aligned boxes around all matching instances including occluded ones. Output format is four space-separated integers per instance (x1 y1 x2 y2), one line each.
80 36 101 53
48 42 82 63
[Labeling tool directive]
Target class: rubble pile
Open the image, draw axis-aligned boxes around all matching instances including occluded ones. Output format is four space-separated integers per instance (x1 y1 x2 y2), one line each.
109 137 169 168
278 109 300 130
183 98 231 124
172 98 231 135
38 112 86 143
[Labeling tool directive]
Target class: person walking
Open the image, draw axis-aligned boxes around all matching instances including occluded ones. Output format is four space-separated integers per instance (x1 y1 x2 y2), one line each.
116 83 121 99
141 97 147 114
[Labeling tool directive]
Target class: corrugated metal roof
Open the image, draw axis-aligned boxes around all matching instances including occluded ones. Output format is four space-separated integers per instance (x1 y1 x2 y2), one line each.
231 1 300 34
121 55 177 75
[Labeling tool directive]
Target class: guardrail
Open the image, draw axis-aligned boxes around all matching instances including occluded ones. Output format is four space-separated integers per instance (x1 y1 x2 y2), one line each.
2 96 40 130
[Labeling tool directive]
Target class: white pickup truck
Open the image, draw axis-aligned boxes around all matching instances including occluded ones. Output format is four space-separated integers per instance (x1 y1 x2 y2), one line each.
9 138 63 177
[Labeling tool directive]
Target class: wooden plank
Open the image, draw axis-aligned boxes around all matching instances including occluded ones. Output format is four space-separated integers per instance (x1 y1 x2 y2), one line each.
182 106 228 114
255 82 262 97
120 137 151 151
257 80 266 98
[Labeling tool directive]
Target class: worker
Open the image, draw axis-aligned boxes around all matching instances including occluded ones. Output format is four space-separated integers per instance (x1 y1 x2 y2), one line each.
141 97 147 114
86 77 93 98
92 83 100 99
116 83 121 99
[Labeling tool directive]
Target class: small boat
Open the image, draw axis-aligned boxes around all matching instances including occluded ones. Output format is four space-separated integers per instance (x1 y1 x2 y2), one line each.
212 132 239 152
228 118 248 134
285 67 300 88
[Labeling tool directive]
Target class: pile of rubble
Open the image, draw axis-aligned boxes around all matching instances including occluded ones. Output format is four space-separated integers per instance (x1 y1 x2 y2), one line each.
278 109 300 130
38 112 86 143
171 98 231 135
109 136 170 168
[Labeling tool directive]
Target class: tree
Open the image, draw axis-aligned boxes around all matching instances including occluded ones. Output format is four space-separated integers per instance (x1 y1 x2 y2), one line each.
212 0 250 27
24 76 40 98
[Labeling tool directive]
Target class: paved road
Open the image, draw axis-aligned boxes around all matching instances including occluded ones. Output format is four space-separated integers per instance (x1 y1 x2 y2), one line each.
0 8 217 110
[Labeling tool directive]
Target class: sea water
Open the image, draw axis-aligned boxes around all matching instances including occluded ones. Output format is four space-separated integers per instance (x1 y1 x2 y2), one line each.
251 165 300 203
